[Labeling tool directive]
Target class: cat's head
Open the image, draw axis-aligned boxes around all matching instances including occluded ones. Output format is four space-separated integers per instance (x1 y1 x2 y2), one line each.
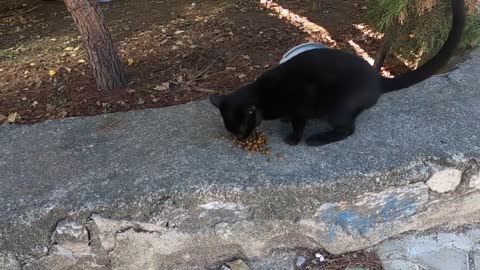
209 92 262 139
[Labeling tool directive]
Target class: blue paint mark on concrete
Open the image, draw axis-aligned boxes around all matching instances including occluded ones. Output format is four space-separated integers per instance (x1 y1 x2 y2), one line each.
379 194 417 222
320 194 418 238
321 208 373 236
327 229 337 242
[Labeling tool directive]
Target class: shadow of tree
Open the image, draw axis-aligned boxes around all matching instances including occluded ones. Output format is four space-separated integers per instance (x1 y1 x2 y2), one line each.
0 0 311 123
273 0 411 73
0 0 417 125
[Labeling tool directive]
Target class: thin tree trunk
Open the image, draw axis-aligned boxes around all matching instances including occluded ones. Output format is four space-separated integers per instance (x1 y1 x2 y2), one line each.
374 33 393 71
64 0 126 91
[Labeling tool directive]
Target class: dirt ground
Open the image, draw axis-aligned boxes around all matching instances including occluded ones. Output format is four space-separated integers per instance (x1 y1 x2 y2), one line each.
0 0 411 125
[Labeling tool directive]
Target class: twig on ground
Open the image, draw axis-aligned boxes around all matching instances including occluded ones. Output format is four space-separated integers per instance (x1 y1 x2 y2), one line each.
201 59 253 79
182 56 221 90
0 5 38 19
191 87 216 93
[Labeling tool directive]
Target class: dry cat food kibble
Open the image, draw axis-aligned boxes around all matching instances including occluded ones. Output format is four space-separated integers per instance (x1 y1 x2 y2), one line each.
233 130 272 154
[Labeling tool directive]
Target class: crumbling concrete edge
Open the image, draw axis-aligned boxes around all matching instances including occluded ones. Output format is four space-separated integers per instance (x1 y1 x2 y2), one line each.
3 156 479 269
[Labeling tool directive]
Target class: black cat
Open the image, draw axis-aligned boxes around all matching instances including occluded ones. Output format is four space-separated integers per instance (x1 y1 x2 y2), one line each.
210 0 465 146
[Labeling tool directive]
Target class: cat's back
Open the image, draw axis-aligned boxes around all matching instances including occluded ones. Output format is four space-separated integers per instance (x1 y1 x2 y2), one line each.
285 48 375 75
276 48 382 108
254 48 381 106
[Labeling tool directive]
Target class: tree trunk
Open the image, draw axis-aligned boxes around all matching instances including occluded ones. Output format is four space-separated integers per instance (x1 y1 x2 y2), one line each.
374 33 393 71
64 0 126 91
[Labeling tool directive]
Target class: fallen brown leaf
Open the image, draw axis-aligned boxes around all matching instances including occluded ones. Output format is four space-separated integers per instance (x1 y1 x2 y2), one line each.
46 104 55 112
154 85 167 91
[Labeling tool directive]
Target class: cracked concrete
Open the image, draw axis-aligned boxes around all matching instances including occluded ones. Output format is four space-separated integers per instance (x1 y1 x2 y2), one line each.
11 179 480 269
376 227 480 270
1 49 480 269
0 253 20 270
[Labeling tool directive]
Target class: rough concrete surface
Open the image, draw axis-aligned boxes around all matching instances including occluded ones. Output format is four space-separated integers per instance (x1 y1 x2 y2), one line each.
1 49 480 269
426 168 463 193
376 226 480 270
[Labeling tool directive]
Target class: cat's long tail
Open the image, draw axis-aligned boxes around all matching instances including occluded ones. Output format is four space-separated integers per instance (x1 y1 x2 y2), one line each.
381 0 465 93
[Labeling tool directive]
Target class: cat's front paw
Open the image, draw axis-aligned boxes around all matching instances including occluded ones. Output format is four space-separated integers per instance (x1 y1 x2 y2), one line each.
284 134 301 145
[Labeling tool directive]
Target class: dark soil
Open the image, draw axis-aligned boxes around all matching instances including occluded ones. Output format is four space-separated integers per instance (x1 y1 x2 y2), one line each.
0 0 411 125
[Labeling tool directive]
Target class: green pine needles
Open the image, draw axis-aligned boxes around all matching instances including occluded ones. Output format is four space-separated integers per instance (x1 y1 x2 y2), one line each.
367 0 480 65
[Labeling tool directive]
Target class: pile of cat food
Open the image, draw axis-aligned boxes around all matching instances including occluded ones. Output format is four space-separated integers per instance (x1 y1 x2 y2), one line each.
233 130 272 154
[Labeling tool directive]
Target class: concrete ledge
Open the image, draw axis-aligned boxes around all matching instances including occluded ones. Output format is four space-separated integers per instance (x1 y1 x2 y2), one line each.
2 49 480 269
376 226 480 269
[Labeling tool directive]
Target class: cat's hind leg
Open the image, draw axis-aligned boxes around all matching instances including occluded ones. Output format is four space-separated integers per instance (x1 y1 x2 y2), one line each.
306 108 359 146
284 117 306 145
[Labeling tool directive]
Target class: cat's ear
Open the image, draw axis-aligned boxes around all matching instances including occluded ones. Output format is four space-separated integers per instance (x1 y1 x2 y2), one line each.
209 95 224 109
